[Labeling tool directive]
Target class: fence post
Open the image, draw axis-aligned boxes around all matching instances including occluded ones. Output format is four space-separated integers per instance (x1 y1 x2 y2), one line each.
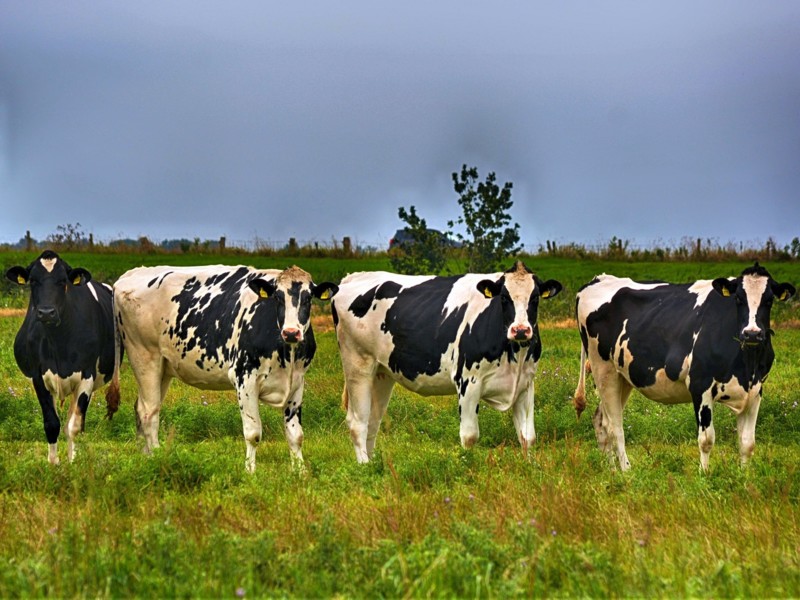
26 230 33 252
343 236 352 255
219 236 226 252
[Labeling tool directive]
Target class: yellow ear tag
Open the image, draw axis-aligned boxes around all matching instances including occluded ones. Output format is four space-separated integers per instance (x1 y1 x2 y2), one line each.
722 288 731 297
541 290 551 299
73 275 82 285
259 287 269 299
483 288 493 299
780 290 789 301
319 289 331 300
17 275 26 285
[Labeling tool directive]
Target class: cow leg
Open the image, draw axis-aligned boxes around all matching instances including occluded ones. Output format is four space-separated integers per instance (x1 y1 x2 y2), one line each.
736 392 762 466
512 381 536 456
458 385 481 449
694 391 715 472
66 378 94 463
283 383 305 472
238 378 263 473
346 376 374 463
593 365 632 470
33 376 61 465
133 358 171 453
366 374 394 459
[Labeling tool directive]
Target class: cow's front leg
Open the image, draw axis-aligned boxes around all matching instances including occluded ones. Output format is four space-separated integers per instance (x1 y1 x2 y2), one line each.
694 391 715 472
33 376 61 465
283 383 305 473
736 390 762 466
512 381 536 457
458 384 481 449
66 378 94 463
344 376 375 464
238 379 262 473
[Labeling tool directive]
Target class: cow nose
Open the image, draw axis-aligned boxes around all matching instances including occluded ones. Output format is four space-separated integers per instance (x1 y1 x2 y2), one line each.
741 328 765 345
281 328 302 344
36 307 58 323
510 325 532 341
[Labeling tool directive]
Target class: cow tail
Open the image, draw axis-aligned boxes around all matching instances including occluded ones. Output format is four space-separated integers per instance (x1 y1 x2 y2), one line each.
573 341 587 419
105 295 122 420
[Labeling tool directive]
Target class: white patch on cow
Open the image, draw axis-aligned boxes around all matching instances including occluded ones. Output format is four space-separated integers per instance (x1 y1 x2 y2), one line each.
503 267 536 340
86 280 100 302
688 280 716 308
576 274 667 323
742 274 768 335
40 257 58 272
43 369 84 402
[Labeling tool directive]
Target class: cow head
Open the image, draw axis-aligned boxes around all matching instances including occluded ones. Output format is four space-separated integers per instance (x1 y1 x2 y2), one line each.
248 265 338 345
5 250 92 327
712 262 795 348
476 261 562 345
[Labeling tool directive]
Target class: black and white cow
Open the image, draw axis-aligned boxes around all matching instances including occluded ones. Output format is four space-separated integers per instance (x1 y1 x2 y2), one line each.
5 250 120 464
332 261 562 463
113 264 338 472
573 263 795 471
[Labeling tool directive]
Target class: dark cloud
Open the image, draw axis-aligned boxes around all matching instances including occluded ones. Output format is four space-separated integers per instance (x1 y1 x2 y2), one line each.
1 1 798 249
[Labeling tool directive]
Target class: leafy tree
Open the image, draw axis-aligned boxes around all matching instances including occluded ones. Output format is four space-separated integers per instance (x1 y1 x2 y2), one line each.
388 205 448 275
447 165 521 272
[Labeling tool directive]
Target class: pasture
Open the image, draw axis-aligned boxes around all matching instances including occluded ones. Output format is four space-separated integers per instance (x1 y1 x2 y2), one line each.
1 253 799 597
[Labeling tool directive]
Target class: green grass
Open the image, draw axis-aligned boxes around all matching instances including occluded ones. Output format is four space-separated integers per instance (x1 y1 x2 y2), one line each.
0 256 799 597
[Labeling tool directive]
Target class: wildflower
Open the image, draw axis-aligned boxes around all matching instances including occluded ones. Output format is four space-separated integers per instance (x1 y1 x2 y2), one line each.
236 587 245 598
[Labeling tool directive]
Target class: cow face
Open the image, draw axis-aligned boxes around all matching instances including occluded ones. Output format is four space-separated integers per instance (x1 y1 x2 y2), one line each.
5 250 92 327
248 265 338 345
477 261 562 345
712 263 795 347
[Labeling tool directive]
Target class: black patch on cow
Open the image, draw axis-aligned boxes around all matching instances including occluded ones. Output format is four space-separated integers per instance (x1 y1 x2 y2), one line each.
348 286 379 318
379 276 468 381
698 405 712 430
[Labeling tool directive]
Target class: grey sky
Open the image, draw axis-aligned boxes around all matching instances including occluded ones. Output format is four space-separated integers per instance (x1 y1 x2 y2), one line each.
1 1 798 250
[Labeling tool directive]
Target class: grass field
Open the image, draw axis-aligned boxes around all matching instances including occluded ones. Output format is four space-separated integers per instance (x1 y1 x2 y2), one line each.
0 253 799 597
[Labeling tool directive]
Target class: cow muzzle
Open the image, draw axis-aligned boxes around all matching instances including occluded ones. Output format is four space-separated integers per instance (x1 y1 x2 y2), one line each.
281 327 303 344
36 306 60 326
509 324 533 343
740 328 765 347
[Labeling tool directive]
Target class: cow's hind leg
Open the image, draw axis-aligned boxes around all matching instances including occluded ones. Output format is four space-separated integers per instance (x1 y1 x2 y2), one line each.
592 365 633 470
133 357 171 453
366 371 394 460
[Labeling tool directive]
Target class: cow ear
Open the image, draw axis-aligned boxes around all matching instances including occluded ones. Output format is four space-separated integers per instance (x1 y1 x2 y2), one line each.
712 277 737 298
773 282 796 302
249 278 277 299
68 268 92 286
313 282 339 301
6 266 28 285
476 279 502 299
539 279 563 299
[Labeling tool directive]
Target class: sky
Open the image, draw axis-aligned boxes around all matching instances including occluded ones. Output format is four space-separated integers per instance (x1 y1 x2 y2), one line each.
0 1 798 251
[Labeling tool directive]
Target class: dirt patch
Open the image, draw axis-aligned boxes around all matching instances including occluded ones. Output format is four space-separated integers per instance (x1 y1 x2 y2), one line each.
312 314 336 333
0 308 25 318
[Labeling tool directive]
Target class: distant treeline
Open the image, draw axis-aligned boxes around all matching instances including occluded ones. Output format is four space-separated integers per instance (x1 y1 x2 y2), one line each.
3 228 799 262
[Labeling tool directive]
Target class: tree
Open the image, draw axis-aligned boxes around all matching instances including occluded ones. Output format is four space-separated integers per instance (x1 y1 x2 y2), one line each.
46 222 87 250
448 165 521 272
388 205 448 275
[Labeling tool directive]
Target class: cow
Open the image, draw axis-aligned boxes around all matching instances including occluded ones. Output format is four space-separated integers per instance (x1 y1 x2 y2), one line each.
332 260 562 463
5 250 121 464
573 263 795 472
112 264 338 472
